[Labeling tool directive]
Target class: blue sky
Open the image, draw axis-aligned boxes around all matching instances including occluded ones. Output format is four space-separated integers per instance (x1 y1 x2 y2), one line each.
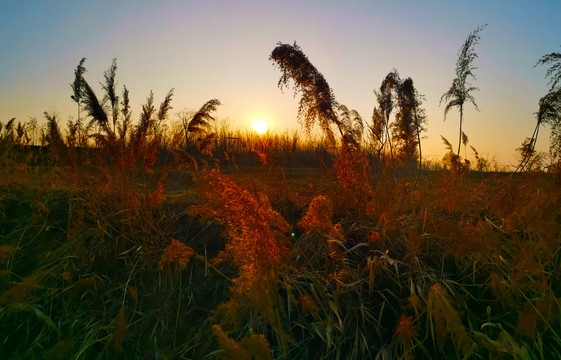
1 1 559 165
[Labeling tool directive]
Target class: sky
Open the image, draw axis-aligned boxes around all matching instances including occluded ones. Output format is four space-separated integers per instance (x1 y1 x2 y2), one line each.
1 0 560 166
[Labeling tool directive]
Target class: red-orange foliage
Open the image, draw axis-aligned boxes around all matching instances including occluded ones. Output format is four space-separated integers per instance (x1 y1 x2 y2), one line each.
408 292 423 314
189 170 290 292
149 179 166 208
158 239 195 271
212 324 273 360
511 239 550 291
255 149 273 166
298 195 333 235
395 315 416 341
333 141 374 212
367 231 381 244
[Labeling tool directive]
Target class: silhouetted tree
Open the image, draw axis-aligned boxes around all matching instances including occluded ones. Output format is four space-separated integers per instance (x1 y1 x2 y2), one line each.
27 117 37 146
2 118 15 145
441 25 485 156
517 91 561 171
370 107 384 155
102 58 119 133
270 42 343 145
393 78 419 164
134 91 155 146
536 47 561 92
537 48 561 164
518 47 561 171
44 112 71 165
538 90 561 158
412 94 428 168
374 70 400 158
70 58 86 146
44 113 64 147
118 86 132 144
65 118 79 148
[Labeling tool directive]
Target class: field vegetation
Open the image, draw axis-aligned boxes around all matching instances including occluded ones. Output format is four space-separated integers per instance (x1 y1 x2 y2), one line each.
1 31 561 359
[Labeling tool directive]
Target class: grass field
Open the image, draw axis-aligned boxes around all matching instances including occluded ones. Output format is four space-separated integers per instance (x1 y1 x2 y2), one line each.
1 135 560 359
1 41 560 359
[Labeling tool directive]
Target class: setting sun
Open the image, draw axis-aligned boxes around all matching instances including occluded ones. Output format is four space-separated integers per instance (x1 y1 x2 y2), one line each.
3 1 561 356
252 118 269 134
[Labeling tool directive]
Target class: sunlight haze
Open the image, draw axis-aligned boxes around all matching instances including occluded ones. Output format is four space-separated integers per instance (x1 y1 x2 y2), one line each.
252 118 270 135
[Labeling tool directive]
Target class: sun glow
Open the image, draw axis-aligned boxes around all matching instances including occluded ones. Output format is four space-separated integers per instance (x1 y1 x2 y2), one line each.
252 118 269 134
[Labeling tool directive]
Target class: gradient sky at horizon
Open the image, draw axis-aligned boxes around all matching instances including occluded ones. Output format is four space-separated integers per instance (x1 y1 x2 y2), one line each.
1 0 559 165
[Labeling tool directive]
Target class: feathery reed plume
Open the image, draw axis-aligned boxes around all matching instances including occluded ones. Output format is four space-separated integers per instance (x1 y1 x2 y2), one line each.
1 118 15 152
127 91 174 172
212 324 273 360
43 111 65 147
82 77 110 134
370 107 385 155
538 90 561 158
298 195 333 235
470 145 489 171
255 148 272 166
190 170 290 333
395 314 417 359
65 118 79 148
158 239 195 271
337 104 364 146
333 136 375 214
517 89 561 171
461 131 469 147
156 88 174 134
135 91 155 144
118 85 131 144
393 77 425 164
374 70 400 159
70 57 86 126
44 112 65 147
427 283 472 355
190 169 290 292
183 98 221 152
44 112 70 165
441 135 469 176
270 42 342 145
536 46 561 92
196 132 216 155
102 58 119 133
441 24 486 155
187 99 221 135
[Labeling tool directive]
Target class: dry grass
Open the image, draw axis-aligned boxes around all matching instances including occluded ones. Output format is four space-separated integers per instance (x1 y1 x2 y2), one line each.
1 49 561 359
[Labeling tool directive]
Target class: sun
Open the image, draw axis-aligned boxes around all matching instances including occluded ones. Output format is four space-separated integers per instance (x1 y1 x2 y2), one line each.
252 118 269 135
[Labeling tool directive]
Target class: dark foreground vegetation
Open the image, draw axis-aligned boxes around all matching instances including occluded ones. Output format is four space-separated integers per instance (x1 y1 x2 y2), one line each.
1 32 561 359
